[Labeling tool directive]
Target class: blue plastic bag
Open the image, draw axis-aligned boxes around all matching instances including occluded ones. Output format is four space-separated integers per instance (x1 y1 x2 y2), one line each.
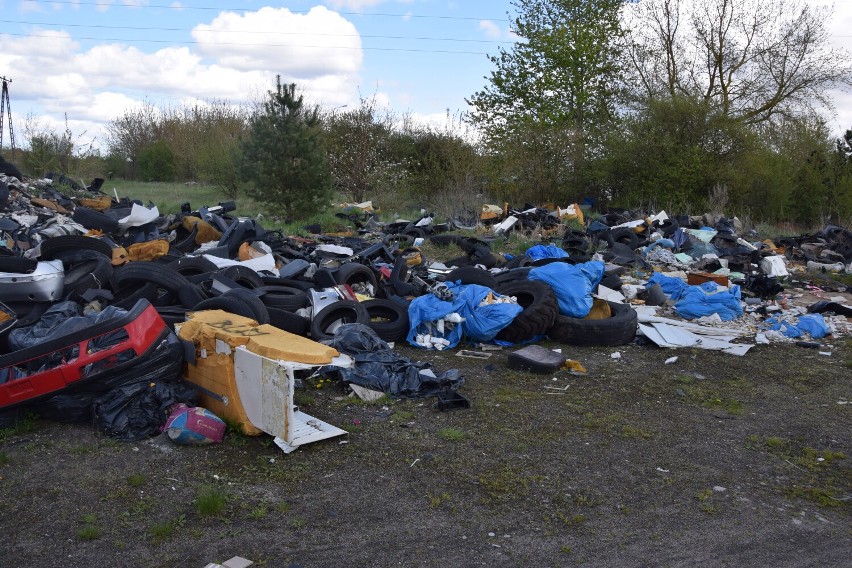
765 313 829 339
529 260 604 317
407 293 463 349
795 314 829 338
647 272 688 299
525 244 569 261
674 282 742 321
406 282 522 348
453 283 522 342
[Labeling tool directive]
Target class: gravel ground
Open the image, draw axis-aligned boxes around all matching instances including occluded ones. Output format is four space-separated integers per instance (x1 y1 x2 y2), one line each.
1 334 850 568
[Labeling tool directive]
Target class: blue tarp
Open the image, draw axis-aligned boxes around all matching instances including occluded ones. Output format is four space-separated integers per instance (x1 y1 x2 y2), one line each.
674 282 742 321
648 272 743 321
528 260 604 317
407 282 522 349
525 244 569 261
765 313 829 339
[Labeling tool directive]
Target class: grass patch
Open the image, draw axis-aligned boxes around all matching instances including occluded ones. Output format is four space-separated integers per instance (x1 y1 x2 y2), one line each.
248 506 267 520
150 521 175 542
427 492 451 508
478 465 530 501
127 474 146 487
290 518 306 530
392 410 416 423
0 452 8 467
0 412 40 443
77 525 102 541
195 485 228 517
750 436 850 508
437 427 467 442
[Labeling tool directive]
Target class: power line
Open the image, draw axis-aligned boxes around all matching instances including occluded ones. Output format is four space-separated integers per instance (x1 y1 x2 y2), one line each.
22 0 512 22
0 31 499 55
0 19 515 45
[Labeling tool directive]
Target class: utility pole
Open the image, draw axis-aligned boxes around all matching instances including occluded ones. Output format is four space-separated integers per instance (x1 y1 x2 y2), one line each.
0 76 16 161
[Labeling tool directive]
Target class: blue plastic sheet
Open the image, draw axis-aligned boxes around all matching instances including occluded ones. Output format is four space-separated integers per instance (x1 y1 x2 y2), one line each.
406 282 522 348
674 282 742 321
529 260 604 317
765 313 829 339
526 244 569 261
647 272 689 299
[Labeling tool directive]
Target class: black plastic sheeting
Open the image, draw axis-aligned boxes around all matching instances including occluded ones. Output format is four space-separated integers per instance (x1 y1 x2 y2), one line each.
320 323 463 398
7 302 129 351
32 331 197 440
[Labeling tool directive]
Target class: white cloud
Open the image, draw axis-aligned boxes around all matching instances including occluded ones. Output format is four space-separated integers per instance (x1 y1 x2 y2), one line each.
192 6 362 76
0 6 364 138
478 20 501 40
324 0 392 10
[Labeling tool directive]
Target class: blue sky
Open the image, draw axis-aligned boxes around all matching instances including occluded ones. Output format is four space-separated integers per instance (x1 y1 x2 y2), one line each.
0 0 849 153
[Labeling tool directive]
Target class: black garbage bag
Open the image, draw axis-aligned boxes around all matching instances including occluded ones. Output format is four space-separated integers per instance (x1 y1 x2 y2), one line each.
31 392 99 424
94 378 198 441
8 303 129 351
322 323 463 398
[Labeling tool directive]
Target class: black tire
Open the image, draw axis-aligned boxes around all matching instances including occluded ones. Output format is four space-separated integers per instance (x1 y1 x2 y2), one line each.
5 301 50 327
267 307 309 336
177 284 207 308
494 280 559 343
111 281 158 310
504 255 532 270
383 233 414 247
60 253 113 295
72 206 120 233
156 306 189 328
40 235 114 261
610 227 640 250
171 224 199 252
111 262 191 293
310 300 370 341
262 276 317 292
193 295 259 321
600 271 622 291
446 266 497 288
256 285 308 311
493 267 532 285
333 263 378 293
219 265 264 289
0 159 23 180
657 218 679 237
169 255 218 276
547 301 637 346
361 298 410 342
223 288 270 324
0 257 37 273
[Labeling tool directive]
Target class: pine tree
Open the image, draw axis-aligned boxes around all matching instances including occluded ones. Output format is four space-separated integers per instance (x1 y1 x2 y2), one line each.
239 77 333 221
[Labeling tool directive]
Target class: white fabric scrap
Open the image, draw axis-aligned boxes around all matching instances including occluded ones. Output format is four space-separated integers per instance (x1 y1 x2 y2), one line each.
118 203 160 229
202 253 277 273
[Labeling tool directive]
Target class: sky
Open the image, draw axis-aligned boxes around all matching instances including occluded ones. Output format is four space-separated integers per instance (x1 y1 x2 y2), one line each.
0 0 849 154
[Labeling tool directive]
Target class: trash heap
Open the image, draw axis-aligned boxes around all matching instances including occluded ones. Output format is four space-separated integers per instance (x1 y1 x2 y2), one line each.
2 165 851 445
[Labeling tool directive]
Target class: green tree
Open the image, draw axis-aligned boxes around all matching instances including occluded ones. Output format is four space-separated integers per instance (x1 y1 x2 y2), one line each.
467 0 626 204
137 140 175 182
323 96 400 204
627 0 852 124
239 77 332 221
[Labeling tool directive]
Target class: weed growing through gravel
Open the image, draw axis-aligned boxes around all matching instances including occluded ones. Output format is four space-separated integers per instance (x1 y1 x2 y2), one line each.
196 485 227 517
437 427 467 441
248 506 267 520
0 412 40 443
77 525 101 541
127 474 146 487
78 514 101 541
0 452 8 466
